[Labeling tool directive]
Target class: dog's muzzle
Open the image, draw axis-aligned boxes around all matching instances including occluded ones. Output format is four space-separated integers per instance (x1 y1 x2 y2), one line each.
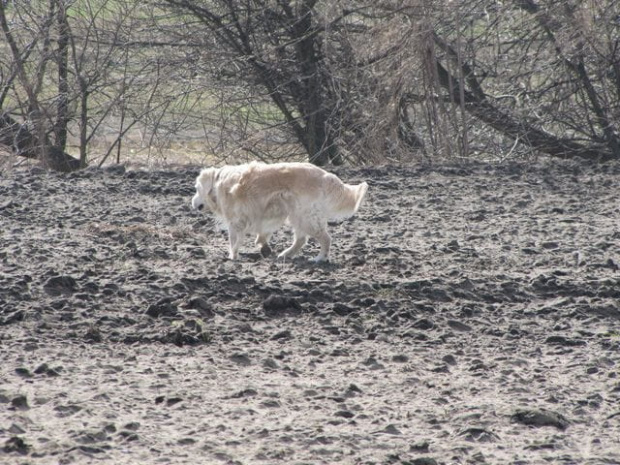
191 194 204 211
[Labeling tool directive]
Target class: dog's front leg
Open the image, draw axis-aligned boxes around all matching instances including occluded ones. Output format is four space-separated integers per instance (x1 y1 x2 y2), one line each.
228 228 242 260
313 230 331 262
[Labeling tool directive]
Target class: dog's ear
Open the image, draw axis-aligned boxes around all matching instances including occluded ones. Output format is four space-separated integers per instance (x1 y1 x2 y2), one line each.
197 168 217 195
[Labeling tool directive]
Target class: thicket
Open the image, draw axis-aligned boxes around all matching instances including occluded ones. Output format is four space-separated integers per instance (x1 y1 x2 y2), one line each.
1 0 618 171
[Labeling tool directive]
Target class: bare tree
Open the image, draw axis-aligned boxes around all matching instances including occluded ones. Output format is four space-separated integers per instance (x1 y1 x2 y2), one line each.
408 0 620 161
3 0 617 171
160 0 360 165
0 0 196 171
0 0 80 171
161 0 620 163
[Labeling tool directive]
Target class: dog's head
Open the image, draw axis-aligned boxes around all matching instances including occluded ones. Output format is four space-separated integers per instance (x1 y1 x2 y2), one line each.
191 168 219 212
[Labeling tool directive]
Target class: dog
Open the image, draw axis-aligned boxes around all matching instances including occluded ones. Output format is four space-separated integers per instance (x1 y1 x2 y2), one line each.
191 161 368 262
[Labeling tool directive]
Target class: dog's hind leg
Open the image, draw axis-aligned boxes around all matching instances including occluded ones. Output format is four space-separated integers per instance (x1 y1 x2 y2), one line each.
255 233 273 257
228 227 242 260
278 232 307 260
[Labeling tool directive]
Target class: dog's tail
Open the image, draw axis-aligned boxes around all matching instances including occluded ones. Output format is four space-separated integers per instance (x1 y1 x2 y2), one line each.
327 178 368 220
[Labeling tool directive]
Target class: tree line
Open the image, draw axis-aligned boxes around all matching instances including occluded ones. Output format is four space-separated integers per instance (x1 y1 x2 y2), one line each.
1 0 618 171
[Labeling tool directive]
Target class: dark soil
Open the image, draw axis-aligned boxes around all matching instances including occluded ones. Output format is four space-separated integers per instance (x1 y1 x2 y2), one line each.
1 159 619 464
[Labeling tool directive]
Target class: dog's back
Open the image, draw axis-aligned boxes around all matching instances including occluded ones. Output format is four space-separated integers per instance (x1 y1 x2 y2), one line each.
230 162 367 219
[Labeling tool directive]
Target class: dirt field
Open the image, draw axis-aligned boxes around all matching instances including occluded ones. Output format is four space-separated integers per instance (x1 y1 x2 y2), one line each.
1 159 619 464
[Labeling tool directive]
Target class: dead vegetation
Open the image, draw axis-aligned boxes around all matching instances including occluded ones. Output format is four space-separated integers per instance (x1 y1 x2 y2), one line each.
1 0 619 170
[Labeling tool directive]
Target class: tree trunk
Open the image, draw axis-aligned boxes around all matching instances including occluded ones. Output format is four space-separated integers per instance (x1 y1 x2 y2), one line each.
293 0 341 166
55 0 70 152
512 0 620 159
0 113 81 172
398 96 425 152
0 1 80 172
433 51 617 162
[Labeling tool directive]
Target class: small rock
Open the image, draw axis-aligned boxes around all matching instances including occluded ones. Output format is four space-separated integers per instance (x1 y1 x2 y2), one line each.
0 310 24 325
10 395 29 410
231 388 258 398
262 295 301 317
271 329 292 340
163 324 209 346
84 326 103 343
446 240 460 251
260 400 281 408
511 408 570 430
377 424 402 435
334 410 355 419
409 458 438 465
343 384 363 398
606 411 620 420
43 275 78 296
260 244 272 258
15 367 32 378
109 164 127 175
75 430 108 444
522 248 539 255
457 427 500 442
362 356 385 370
34 363 61 377
447 320 472 332
178 437 197 445
412 319 434 330
103 424 117 433
262 358 279 370
8 424 26 435
54 404 82 417
123 422 140 431
332 302 356 316
545 335 586 347
3 436 30 455
229 353 252 366
146 298 178 318
605 258 619 271
409 441 430 453
324 326 341 335
118 431 139 441
185 297 215 318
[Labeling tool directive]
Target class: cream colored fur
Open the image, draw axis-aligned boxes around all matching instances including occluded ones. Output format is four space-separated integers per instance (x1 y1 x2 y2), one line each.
191 161 368 261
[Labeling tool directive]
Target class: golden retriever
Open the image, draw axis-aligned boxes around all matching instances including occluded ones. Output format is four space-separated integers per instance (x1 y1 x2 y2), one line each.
191 161 368 262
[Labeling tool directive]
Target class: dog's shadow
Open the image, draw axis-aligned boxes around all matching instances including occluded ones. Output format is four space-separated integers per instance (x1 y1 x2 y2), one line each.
239 252 341 270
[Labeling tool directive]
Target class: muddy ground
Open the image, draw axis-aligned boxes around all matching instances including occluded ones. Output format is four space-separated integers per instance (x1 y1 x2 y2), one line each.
1 159 619 465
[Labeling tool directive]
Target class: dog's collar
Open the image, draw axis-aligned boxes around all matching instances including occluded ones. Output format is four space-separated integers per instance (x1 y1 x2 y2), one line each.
210 169 221 197
207 169 220 211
